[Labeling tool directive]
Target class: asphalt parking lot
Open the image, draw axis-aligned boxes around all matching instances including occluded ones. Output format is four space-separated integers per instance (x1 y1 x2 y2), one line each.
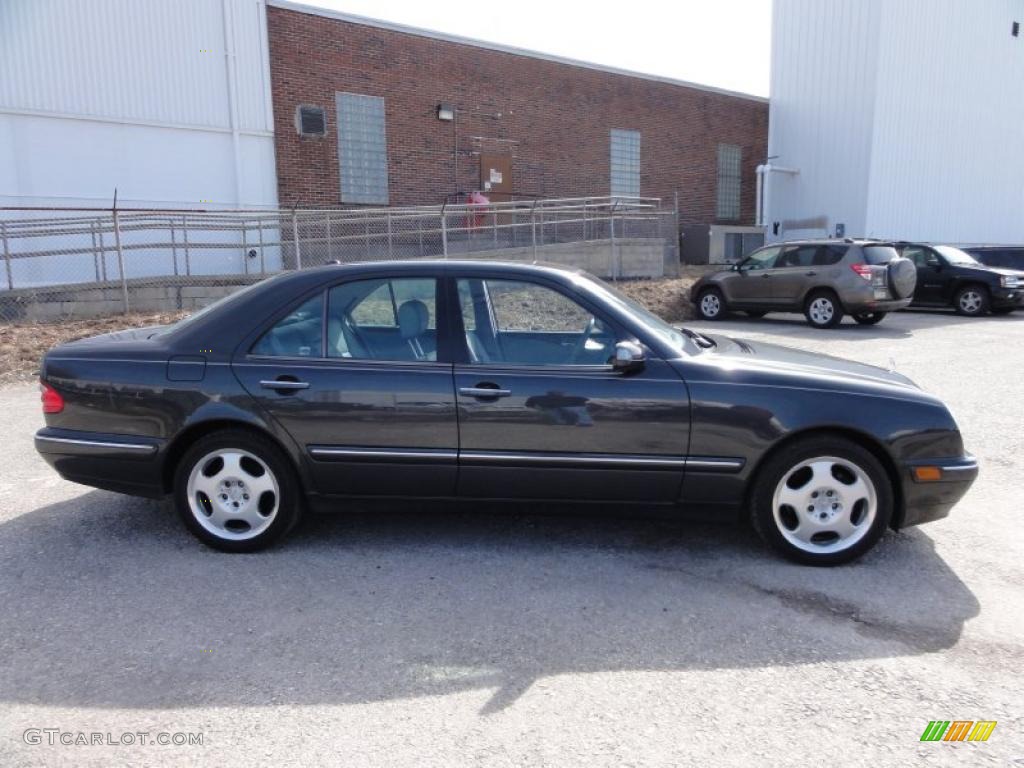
1 308 1022 767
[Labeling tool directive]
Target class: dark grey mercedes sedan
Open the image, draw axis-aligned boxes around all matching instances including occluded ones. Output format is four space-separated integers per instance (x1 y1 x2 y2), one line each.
35 261 976 565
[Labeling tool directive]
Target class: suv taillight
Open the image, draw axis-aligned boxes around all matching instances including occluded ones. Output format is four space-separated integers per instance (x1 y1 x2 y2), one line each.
40 381 64 414
850 263 872 281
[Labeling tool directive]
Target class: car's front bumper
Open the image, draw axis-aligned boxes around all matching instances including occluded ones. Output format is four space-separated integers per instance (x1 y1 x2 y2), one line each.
898 455 978 528
991 287 1024 309
35 427 166 498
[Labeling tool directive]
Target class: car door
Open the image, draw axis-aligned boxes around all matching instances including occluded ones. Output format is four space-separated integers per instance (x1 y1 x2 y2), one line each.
231 274 459 497
902 246 947 305
770 244 822 306
451 274 691 503
725 245 782 305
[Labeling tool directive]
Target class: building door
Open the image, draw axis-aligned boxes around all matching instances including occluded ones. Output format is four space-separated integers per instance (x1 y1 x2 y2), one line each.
479 154 513 201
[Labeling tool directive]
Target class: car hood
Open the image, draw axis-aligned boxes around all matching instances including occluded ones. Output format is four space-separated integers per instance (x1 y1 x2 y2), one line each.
698 333 922 393
955 265 1024 279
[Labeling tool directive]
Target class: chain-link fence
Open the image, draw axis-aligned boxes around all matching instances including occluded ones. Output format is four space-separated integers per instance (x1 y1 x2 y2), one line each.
0 196 679 322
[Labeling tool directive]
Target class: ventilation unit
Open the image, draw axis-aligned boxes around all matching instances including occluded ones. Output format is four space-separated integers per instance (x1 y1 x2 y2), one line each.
296 105 326 137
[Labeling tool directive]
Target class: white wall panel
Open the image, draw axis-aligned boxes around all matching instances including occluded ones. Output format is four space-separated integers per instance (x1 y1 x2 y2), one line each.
865 0 1024 243
0 0 277 209
768 0 1024 245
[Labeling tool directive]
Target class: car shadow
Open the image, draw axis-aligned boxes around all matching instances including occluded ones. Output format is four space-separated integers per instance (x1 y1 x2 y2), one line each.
0 491 978 714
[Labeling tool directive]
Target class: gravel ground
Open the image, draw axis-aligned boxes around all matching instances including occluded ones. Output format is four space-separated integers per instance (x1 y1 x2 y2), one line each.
0 307 1021 767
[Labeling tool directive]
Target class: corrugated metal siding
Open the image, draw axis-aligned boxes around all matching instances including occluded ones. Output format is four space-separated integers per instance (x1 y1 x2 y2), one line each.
769 0 1024 244
0 0 272 133
767 0 882 239
865 0 1024 243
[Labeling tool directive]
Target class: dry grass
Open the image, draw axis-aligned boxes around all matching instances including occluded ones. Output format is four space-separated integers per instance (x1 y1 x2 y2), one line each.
0 277 696 384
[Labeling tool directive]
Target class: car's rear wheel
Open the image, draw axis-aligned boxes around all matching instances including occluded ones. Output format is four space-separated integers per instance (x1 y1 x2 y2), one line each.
804 290 844 328
745 311 767 319
954 285 990 316
751 435 892 565
174 429 301 552
853 312 887 325
697 287 727 320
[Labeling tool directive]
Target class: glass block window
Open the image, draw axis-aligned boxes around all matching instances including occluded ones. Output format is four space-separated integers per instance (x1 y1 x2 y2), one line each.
335 92 389 205
717 144 742 220
610 129 641 199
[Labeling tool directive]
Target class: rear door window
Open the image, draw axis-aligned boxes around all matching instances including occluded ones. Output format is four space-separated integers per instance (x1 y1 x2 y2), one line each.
778 245 818 268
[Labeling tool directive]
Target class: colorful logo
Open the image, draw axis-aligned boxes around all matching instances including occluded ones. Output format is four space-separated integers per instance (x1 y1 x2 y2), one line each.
920 721 996 742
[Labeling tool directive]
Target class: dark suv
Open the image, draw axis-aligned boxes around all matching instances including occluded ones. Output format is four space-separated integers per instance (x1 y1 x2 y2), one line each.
894 243 1024 316
689 240 917 328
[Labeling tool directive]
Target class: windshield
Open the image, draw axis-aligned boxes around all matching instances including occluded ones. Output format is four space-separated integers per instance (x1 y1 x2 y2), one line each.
569 272 697 356
154 277 272 336
935 245 981 266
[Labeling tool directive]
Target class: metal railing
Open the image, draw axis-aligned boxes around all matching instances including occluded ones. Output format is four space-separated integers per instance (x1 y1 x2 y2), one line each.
0 196 678 321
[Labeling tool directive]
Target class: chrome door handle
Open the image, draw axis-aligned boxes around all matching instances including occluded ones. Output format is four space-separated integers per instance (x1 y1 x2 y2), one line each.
260 380 310 390
459 386 511 398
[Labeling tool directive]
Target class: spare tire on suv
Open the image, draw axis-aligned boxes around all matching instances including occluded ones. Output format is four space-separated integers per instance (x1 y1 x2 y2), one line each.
887 257 917 299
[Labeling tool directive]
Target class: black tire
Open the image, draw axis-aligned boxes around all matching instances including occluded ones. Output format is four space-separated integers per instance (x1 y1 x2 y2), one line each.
953 284 990 316
750 435 893 566
803 290 845 328
173 428 302 552
853 312 887 325
991 307 1015 315
696 287 727 320
745 311 767 319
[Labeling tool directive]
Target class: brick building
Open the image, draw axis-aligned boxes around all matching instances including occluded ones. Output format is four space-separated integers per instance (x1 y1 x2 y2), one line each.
266 0 768 228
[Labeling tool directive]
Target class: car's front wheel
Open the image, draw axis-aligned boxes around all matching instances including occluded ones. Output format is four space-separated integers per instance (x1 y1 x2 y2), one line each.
751 435 893 565
174 429 302 552
804 290 844 328
696 287 727 320
954 285 990 316
853 312 887 325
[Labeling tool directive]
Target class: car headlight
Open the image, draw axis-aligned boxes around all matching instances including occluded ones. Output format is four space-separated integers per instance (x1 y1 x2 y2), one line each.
1000 275 1020 288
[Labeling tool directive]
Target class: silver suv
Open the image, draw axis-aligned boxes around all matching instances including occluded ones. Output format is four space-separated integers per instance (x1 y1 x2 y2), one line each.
689 240 917 328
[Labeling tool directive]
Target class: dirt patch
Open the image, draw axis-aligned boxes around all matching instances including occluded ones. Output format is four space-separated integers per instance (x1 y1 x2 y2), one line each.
0 278 696 384
0 311 187 385
617 277 696 323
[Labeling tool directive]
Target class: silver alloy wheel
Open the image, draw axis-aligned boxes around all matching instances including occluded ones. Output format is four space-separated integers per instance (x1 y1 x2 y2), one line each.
959 290 983 314
700 293 721 318
771 455 877 555
808 297 835 325
186 449 279 541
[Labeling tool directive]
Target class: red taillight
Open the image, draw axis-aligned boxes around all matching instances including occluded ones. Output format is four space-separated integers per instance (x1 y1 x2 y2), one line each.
850 263 872 281
40 381 64 414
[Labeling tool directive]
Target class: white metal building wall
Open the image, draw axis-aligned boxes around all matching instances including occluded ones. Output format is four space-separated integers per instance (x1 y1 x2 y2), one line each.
0 0 277 209
768 0 1024 245
865 0 1024 243
767 0 882 240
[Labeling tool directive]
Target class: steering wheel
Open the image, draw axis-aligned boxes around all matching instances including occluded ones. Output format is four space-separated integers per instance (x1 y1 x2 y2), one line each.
568 316 600 364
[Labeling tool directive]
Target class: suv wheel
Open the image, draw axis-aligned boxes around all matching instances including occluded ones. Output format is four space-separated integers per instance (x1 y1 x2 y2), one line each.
954 285 990 316
853 312 887 325
751 435 893 566
174 429 302 552
804 290 844 328
697 287 726 320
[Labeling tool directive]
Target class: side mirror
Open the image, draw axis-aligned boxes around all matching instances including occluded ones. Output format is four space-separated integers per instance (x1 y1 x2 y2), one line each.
611 341 645 372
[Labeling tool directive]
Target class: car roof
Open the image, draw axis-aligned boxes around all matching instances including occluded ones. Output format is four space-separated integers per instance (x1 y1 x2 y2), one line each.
302 258 590 279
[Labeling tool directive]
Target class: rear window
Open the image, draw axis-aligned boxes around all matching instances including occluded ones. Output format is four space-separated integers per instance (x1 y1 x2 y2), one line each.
862 246 899 265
